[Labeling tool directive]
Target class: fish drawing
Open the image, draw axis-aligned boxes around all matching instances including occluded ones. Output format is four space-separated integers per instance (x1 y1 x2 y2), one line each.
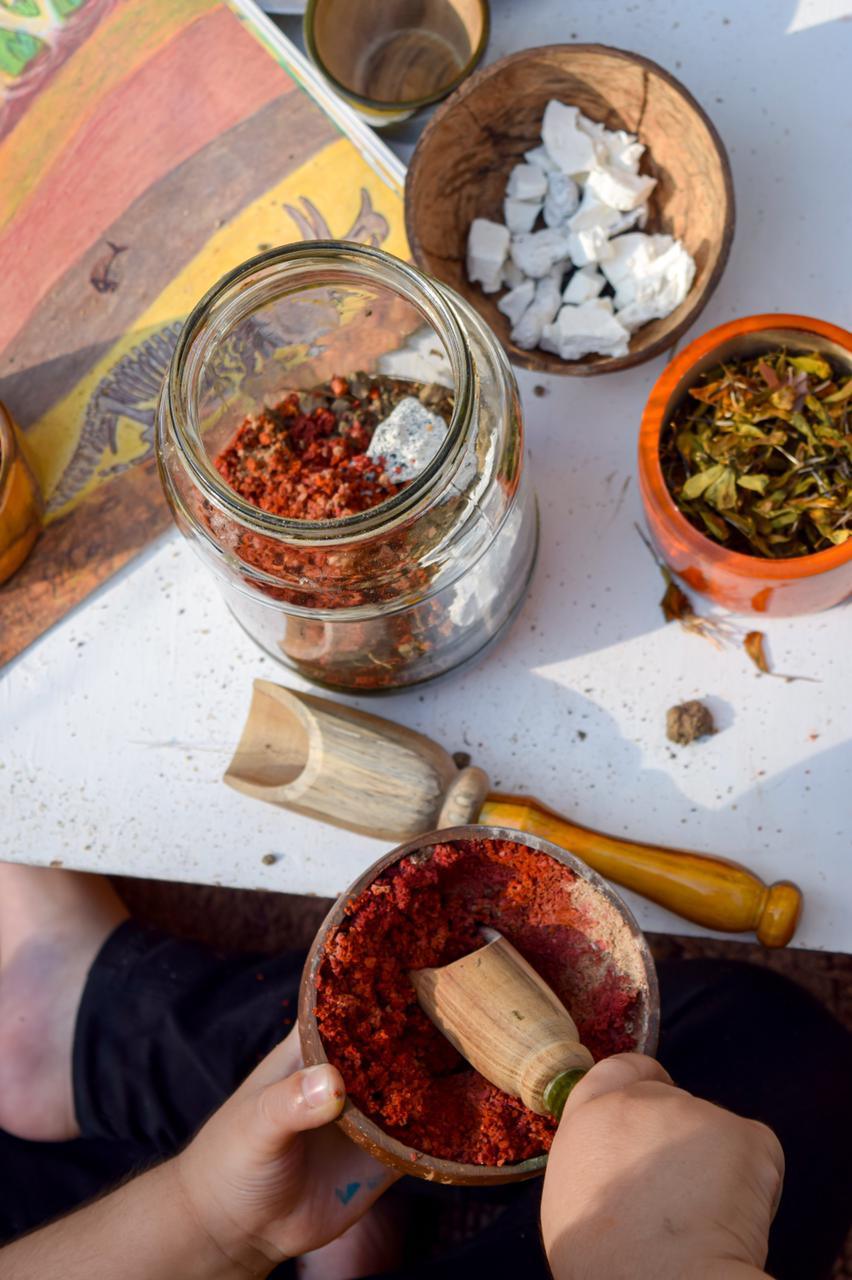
89 241 128 294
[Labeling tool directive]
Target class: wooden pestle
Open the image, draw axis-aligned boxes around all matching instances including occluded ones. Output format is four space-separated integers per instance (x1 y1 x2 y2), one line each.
477 795 803 949
224 680 803 948
411 930 594 1118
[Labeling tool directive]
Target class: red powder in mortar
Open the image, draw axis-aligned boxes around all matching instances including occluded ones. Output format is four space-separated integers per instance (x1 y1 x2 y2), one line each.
314 838 643 1166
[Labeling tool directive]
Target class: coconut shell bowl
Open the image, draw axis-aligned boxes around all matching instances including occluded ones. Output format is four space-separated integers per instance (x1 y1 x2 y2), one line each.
298 825 659 1186
405 44 734 376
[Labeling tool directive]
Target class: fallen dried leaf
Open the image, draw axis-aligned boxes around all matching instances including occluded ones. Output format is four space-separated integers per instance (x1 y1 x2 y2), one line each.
744 630 770 673
661 579 693 623
635 523 732 647
636 528 818 683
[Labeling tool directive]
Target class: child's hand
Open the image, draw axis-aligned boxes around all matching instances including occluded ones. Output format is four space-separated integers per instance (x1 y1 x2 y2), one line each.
173 1028 397 1276
541 1053 784 1280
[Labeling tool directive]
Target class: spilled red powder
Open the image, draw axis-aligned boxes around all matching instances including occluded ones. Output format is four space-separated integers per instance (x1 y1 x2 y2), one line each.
315 838 642 1166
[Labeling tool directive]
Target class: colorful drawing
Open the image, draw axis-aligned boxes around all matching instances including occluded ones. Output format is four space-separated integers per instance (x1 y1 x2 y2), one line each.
47 322 182 513
0 0 114 139
0 0 408 665
283 188 391 247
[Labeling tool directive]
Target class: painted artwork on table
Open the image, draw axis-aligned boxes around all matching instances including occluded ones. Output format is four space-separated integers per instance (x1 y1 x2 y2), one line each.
0 0 408 666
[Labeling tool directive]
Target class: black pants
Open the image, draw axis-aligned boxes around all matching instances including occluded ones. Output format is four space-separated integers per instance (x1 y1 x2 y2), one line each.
1 923 850 1279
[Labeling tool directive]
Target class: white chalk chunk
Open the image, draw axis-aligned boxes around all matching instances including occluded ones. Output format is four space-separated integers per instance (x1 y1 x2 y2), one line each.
562 266 607 305
609 204 648 236
599 232 694 329
578 120 645 173
510 228 571 278
566 226 615 267
366 397 449 483
524 144 558 173
498 278 536 326
506 163 548 202
541 100 597 175
504 197 542 234
543 171 580 227
502 258 526 288
466 218 510 293
540 301 630 361
586 165 657 211
602 232 694 327
510 270 563 349
567 187 621 233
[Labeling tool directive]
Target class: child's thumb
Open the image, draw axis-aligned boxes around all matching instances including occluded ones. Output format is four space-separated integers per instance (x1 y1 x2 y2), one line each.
252 1064 346 1152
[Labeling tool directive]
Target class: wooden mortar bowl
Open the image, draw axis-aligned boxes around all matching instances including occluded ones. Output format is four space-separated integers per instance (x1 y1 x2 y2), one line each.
405 44 735 376
639 313 852 616
299 824 660 1185
0 402 43 586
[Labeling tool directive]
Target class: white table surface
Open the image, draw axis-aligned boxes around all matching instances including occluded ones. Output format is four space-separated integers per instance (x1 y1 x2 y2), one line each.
3 0 851 952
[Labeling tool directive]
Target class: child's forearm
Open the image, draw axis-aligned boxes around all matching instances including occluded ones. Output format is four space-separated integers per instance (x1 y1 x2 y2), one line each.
0 1159 267 1280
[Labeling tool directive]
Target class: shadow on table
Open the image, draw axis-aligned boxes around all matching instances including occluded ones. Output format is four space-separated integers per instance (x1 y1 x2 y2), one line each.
407 648 849 927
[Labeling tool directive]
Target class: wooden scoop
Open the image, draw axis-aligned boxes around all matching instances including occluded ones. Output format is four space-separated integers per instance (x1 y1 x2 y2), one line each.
225 680 802 947
411 930 594 1118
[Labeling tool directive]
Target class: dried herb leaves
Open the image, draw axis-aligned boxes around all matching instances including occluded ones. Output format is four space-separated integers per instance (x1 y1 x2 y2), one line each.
660 348 852 558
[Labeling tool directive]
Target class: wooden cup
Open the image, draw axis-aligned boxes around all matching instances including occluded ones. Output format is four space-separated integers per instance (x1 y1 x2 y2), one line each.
305 0 489 124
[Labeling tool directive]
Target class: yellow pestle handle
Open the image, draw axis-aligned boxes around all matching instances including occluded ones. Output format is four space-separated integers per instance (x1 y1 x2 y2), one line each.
479 795 803 949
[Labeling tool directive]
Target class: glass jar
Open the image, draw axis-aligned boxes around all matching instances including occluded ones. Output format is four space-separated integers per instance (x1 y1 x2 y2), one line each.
156 243 537 693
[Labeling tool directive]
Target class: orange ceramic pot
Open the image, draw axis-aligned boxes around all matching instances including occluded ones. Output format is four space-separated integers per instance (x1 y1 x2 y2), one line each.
0 402 43 585
638 314 852 616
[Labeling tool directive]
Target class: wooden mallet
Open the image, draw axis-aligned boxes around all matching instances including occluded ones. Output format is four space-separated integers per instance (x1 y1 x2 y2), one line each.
225 680 802 947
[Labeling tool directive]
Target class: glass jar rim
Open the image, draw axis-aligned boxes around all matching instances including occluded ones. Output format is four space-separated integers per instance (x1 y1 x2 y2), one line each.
165 242 474 544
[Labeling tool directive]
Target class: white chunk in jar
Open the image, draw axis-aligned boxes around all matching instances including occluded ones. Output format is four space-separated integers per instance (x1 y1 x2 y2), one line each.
366 396 449 483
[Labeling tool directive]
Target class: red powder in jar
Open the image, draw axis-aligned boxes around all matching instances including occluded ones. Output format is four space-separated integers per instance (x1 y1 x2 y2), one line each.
214 388 401 521
207 376 458 687
314 838 643 1166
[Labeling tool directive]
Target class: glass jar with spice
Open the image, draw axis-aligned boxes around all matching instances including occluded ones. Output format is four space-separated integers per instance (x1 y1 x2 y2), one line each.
156 243 537 692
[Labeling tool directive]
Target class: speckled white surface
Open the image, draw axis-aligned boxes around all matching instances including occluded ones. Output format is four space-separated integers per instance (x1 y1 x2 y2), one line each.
3 0 851 950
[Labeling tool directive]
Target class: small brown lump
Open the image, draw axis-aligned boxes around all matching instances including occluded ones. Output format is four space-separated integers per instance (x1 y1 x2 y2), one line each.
666 700 716 746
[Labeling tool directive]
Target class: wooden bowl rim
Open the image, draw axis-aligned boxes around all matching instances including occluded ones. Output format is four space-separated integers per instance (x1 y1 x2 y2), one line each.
405 42 736 377
638 313 852 579
303 0 491 114
298 823 660 1185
